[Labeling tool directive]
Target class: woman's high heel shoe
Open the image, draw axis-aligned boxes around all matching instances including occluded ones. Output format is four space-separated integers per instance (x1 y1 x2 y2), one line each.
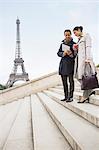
77 97 89 103
77 91 95 104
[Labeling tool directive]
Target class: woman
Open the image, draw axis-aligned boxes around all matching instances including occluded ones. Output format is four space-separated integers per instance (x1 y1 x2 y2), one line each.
57 29 77 102
73 26 96 103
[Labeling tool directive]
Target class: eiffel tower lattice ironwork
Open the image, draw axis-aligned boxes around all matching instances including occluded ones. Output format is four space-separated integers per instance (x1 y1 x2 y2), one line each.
6 18 29 88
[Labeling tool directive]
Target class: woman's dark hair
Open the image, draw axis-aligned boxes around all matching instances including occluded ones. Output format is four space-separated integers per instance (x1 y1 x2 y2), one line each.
73 26 83 32
64 29 71 35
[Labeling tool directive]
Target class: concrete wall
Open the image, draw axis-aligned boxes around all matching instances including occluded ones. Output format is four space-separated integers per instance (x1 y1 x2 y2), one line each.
0 72 62 105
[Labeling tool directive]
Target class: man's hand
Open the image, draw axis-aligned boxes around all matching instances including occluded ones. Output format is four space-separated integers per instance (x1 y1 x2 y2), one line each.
63 50 68 56
67 50 72 55
63 50 72 56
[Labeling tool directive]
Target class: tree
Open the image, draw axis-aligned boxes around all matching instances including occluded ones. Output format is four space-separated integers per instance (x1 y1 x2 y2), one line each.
96 64 99 68
0 84 7 90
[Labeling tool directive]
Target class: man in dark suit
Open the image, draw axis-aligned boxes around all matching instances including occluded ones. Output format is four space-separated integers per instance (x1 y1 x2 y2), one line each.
57 29 77 102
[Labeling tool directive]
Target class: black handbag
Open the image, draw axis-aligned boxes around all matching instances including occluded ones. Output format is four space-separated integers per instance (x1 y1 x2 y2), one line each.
81 64 99 90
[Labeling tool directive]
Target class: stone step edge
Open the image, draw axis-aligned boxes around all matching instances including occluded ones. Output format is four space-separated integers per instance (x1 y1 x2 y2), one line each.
37 93 82 150
31 94 72 150
43 90 99 128
50 88 99 106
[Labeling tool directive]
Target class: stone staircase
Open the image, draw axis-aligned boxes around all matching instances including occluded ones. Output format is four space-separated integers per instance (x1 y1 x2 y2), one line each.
0 73 99 150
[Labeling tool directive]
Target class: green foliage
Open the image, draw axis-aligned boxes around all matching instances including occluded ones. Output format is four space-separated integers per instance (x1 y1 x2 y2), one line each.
0 84 7 90
96 64 99 68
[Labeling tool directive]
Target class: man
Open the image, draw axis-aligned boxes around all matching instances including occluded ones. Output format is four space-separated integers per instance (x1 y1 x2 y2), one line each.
57 29 77 102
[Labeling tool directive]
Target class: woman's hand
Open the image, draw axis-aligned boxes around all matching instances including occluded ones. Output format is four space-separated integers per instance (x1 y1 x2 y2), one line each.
73 44 78 50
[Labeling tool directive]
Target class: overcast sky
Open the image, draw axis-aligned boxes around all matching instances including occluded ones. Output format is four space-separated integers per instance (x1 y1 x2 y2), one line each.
0 0 99 84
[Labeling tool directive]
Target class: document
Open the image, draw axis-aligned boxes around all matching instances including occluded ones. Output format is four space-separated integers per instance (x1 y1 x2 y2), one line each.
62 44 70 51
62 44 73 57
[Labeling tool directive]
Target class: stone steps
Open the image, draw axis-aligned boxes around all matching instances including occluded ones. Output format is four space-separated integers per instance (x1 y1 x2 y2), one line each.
0 94 73 150
31 94 72 150
0 101 20 123
2 97 33 150
37 92 99 150
0 89 99 150
0 100 22 149
43 89 99 127
50 87 99 106
0 72 99 150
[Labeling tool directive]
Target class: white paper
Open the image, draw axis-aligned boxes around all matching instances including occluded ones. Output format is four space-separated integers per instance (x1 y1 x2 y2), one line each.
62 44 70 51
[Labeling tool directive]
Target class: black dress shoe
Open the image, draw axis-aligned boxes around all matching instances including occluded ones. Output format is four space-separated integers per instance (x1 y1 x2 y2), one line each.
66 98 73 102
61 98 67 101
77 97 89 103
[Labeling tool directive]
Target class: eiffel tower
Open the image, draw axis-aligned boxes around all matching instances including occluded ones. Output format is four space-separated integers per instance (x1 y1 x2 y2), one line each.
6 18 29 88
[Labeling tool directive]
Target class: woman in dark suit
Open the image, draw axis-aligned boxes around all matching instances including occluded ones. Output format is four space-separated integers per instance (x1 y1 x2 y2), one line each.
57 29 77 102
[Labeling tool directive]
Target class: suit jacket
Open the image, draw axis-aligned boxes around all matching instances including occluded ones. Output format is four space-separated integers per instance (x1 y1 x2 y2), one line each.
57 39 76 75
